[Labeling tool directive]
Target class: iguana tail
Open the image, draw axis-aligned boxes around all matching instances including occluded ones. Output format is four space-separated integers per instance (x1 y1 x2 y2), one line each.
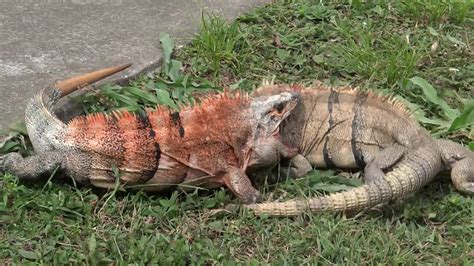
25 63 132 153
246 143 444 216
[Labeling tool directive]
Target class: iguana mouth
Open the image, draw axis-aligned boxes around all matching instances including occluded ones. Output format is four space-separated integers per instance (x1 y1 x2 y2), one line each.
268 91 300 133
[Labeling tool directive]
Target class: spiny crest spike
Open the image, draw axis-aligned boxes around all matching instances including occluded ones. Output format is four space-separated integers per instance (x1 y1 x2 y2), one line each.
265 82 414 117
222 90 230 98
149 105 170 117
112 110 123 120
69 112 110 126
55 63 132 96
260 76 275 87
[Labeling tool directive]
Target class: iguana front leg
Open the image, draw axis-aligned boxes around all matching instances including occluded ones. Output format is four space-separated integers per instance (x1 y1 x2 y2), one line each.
223 166 262 204
0 151 65 181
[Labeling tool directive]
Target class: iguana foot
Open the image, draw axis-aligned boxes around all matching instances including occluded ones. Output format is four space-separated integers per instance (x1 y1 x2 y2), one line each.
288 154 313 177
223 167 262 204
0 151 65 181
363 167 385 183
450 159 474 195
364 144 405 183
278 154 313 179
457 183 474 195
0 153 23 174
436 139 474 195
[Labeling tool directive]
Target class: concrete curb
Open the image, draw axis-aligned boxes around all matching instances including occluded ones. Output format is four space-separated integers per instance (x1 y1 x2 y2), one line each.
0 0 272 130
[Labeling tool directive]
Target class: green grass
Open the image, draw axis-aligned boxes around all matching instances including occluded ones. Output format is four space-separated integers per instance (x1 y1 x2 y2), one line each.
1 0 474 264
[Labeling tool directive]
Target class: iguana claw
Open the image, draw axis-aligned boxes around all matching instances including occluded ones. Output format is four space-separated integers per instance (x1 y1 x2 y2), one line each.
224 203 241 213
0 154 9 173
0 153 22 174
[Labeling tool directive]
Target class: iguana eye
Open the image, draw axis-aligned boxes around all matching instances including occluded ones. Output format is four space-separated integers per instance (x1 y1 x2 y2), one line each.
274 102 285 113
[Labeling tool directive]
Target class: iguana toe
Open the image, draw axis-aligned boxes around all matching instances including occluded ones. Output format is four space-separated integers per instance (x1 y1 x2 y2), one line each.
454 181 474 196
270 154 313 182
241 190 262 204
462 183 474 195
0 153 22 173
450 157 474 196
0 155 5 173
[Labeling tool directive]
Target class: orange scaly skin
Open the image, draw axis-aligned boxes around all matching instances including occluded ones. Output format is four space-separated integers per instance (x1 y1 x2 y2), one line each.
0 65 300 204
65 94 259 190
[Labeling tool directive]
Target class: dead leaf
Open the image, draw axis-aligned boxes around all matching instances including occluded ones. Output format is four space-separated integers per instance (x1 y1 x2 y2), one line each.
274 35 281 47
430 41 439 53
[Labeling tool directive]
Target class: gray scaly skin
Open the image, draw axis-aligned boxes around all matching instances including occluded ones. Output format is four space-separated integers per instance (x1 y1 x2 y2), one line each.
0 65 300 204
246 83 474 216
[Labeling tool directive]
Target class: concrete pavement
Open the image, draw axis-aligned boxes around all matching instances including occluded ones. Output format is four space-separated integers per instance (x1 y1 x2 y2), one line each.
0 0 270 130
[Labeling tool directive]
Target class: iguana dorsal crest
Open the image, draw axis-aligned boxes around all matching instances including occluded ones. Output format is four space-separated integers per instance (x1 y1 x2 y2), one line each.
255 82 414 119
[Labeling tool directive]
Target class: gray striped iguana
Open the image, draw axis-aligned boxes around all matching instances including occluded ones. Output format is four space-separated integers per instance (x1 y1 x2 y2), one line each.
0 64 301 204
246 83 474 216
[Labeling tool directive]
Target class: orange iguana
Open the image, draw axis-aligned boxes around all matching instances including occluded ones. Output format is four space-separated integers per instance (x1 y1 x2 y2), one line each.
246 83 473 215
0 65 300 204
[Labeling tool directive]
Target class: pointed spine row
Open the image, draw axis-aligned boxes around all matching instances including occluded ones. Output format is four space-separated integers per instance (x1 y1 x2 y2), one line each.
254 83 414 119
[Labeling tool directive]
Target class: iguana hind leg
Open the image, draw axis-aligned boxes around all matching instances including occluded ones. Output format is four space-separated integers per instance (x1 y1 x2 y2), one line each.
450 158 474 195
437 139 474 195
364 144 405 183
0 151 66 181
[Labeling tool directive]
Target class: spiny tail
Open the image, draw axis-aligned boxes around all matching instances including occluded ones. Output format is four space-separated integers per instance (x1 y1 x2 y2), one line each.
26 63 132 153
246 144 443 216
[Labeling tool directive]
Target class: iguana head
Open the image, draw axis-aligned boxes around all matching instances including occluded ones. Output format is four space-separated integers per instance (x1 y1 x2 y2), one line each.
246 92 300 170
250 92 300 133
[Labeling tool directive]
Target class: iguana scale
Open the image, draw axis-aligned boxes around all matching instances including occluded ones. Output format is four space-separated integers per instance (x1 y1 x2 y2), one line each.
0 65 300 204
247 83 473 215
